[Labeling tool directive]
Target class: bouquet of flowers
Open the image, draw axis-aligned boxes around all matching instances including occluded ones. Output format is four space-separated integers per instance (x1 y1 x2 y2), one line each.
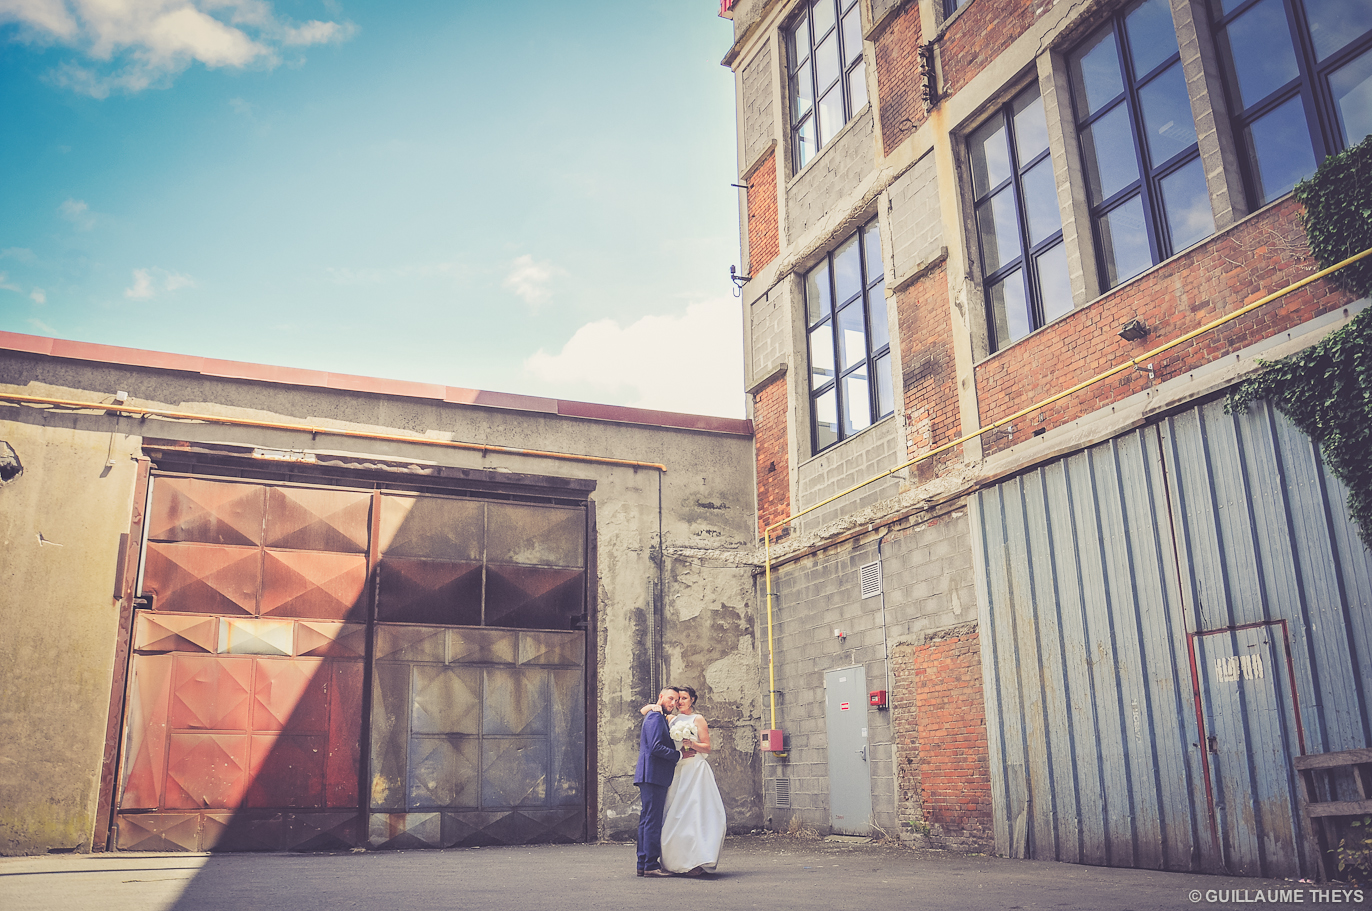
669 716 699 751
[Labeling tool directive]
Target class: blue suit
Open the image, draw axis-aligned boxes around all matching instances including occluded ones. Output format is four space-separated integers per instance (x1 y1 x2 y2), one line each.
634 709 680 872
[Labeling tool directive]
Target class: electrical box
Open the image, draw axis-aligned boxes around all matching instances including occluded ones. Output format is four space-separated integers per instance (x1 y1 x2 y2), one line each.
869 689 888 708
760 729 786 751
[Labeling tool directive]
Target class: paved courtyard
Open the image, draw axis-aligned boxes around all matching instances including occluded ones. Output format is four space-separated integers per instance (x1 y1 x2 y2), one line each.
1 834 1363 910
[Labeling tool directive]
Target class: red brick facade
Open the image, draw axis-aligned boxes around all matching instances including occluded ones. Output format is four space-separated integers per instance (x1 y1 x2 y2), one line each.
747 151 779 275
896 263 963 479
974 199 1360 455
893 624 993 850
874 2 926 156
937 0 1040 99
753 373 791 537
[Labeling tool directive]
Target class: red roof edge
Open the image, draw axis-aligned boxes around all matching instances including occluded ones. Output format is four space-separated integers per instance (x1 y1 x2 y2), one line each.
0 331 753 436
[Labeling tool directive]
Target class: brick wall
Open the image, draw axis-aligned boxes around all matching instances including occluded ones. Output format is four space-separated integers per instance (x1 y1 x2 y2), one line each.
874 1 926 156
748 150 780 274
893 623 993 850
938 0 1040 99
897 262 962 478
974 198 1362 455
754 373 791 536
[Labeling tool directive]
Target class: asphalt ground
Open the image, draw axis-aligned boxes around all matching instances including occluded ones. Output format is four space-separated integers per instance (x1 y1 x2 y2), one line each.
0 834 1365 911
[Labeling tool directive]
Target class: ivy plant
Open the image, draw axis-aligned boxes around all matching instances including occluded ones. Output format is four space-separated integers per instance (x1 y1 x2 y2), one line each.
1227 136 1372 549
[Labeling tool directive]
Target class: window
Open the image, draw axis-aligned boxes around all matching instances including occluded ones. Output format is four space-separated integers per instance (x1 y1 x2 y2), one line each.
1068 0 1216 291
1211 0 1372 207
968 84 1072 351
944 0 969 18
804 218 893 452
788 0 867 172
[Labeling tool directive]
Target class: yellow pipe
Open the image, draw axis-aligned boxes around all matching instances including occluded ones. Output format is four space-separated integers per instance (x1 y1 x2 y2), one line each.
755 245 1372 754
0 392 669 473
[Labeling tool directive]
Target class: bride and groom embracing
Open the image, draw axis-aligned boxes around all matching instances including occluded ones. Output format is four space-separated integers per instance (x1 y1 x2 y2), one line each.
633 685 727 877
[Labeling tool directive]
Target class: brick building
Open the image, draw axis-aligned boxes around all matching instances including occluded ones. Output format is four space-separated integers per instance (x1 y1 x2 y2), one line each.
722 0 1371 878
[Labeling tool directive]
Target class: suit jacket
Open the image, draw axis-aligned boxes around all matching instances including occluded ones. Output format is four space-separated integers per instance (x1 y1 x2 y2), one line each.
634 709 680 788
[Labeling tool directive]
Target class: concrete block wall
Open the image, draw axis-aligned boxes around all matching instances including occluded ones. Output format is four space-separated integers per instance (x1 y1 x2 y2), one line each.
869 0 906 31
786 110 876 243
886 152 943 289
756 503 977 835
795 416 902 531
748 280 790 385
741 44 776 175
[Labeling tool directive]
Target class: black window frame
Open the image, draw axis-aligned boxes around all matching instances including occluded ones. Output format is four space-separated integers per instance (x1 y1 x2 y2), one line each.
1210 0 1372 208
803 217 893 454
968 82 1070 352
944 0 969 19
787 0 868 174
1068 0 1214 292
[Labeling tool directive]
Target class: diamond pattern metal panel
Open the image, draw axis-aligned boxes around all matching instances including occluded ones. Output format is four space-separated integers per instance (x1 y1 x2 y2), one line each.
549 668 585 805
485 503 584 567
408 736 480 808
518 630 585 667
252 658 329 732
368 812 442 849
164 731 250 809
245 732 328 808
326 661 364 809
283 812 363 851
378 495 482 561
373 624 446 663
118 654 174 809
148 477 265 546
411 665 481 735
263 486 370 553
143 542 260 615
115 813 201 852
482 668 549 736
169 654 253 731
449 627 518 665
261 550 368 620
484 565 584 630
217 617 294 656
376 558 482 625
369 661 411 811
481 737 548 808
134 613 218 653
295 621 366 659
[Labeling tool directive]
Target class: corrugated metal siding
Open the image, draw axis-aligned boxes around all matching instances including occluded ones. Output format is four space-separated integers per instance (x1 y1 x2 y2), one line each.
974 398 1372 877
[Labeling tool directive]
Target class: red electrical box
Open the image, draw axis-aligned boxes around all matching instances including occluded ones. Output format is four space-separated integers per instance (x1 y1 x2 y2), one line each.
760 729 786 751
869 689 888 708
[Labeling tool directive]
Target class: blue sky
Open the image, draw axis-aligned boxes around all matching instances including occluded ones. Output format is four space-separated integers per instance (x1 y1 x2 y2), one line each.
0 1 745 417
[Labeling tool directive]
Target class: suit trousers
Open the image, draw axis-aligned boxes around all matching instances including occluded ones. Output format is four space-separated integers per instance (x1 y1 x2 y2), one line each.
636 782 669 871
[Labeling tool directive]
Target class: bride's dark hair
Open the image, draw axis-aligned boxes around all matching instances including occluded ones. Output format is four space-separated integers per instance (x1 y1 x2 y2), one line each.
673 685 698 705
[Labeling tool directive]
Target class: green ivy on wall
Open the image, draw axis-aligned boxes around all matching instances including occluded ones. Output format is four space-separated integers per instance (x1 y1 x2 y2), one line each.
1227 136 1372 548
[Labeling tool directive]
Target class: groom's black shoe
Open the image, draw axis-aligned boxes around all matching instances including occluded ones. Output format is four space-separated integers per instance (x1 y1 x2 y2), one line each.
643 868 674 877
636 869 645 876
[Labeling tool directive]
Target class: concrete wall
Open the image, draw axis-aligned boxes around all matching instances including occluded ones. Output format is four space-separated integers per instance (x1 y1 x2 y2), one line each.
785 109 876 242
795 415 903 530
0 347 762 853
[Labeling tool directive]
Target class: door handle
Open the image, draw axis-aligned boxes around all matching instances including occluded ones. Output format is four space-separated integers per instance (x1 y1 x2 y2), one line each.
857 746 867 761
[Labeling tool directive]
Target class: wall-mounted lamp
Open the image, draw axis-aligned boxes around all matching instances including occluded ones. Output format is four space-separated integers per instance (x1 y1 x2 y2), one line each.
1118 319 1149 341
730 265 752 297
834 628 846 642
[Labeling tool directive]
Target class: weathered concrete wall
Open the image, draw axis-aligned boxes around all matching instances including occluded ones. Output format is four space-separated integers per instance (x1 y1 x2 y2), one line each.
786 110 876 242
0 347 762 853
794 415 903 531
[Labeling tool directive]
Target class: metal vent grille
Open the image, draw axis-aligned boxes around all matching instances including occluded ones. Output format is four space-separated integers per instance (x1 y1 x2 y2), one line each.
769 778 791 807
860 561 882 599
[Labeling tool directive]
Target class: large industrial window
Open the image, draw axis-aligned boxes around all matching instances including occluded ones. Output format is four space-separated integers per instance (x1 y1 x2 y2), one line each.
788 0 867 172
1211 0 1372 207
1068 0 1215 291
804 218 893 452
969 83 1072 351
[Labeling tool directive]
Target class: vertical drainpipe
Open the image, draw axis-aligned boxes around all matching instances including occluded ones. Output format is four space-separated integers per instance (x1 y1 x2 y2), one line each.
877 533 891 697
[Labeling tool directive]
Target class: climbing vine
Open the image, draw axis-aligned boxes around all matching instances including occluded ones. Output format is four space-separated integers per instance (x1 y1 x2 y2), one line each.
1226 136 1372 549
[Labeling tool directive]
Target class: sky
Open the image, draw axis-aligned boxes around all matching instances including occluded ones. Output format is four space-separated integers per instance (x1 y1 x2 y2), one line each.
0 0 747 418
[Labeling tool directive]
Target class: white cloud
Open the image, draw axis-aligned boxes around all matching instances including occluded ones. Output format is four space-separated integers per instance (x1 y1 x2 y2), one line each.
59 197 96 230
0 271 22 292
524 297 745 418
1 247 37 262
503 254 564 306
0 0 356 97
30 288 46 304
27 318 56 334
125 266 194 299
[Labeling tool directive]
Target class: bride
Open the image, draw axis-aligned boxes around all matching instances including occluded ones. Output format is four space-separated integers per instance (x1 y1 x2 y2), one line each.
641 685 727 875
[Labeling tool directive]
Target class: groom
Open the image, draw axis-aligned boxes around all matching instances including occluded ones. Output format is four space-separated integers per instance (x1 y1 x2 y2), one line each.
635 686 681 877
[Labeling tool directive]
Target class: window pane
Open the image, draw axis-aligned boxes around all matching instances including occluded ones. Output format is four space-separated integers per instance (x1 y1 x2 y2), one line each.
1305 0 1372 61
874 353 895 418
1036 243 1074 324
813 0 837 38
1080 103 1141 203
793 68 814 119
1244 93 1317 204
815 32 841 92
809 321 835 388
1012 86 1050 163
833 234 862 302
848 59 868 112
837 302 868 370
1098 195 1153 287
1124 0 1180 77
1332 48 1372 147
814 388 840 450
868 278 889 352
817 85 844 146
789 15 810 71
842 7 862 65
1070 26 1125 119
1139 63 1199 166
1160 158 1216 251
988 269 1032 347
797 115 817 169
842 372 872 436
1217 0 1300 110
969 114 1012 198
1020 158 1063 247
977 187 1023 274
863 219 882 277
805 260 832 324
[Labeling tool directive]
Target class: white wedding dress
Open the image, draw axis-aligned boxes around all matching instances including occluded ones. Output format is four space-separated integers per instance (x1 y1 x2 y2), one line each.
660 712 727 873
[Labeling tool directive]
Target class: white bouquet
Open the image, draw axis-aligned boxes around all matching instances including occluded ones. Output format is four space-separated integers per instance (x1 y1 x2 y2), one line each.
669 716 699 751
